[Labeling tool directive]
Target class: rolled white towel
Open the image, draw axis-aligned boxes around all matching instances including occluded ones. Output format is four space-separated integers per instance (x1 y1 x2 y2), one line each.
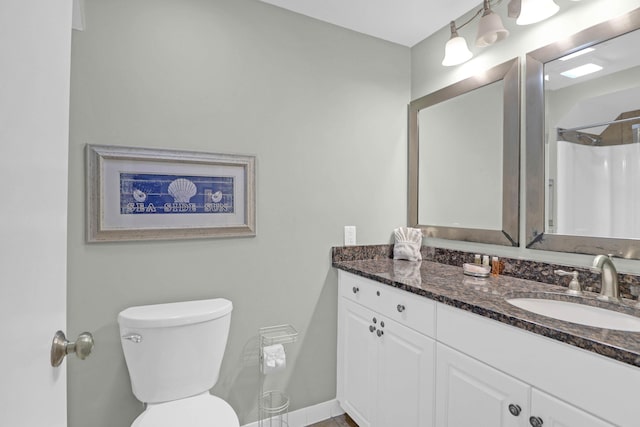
393 227 423 261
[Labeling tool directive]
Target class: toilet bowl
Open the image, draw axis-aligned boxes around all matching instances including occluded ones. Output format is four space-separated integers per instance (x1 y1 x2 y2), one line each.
131 392 238 427
118 299 239 427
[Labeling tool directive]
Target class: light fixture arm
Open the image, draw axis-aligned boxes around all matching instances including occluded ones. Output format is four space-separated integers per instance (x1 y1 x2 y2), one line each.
482 0 493 16
454 7 483 31
452 0 502 32
449 21 459 38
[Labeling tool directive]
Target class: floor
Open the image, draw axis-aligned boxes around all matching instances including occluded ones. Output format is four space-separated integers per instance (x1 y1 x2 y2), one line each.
306 413 358 427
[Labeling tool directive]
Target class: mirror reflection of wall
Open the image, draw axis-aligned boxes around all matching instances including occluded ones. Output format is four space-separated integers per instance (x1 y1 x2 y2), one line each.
543 28 640 240
409 57 519 247
418 80 504 230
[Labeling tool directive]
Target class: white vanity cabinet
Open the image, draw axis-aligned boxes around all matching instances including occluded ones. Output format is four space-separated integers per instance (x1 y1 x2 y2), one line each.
436 343 614 427
337 271 436 427
529 389 615 427
437 304 625 427
337 270 640 427
436 343 530 427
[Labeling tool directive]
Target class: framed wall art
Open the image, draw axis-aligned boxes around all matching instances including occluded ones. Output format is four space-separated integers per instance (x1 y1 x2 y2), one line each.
86 144 256 242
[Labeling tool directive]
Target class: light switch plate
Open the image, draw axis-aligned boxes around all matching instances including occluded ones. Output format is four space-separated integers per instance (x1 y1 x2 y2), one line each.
344 226 356 246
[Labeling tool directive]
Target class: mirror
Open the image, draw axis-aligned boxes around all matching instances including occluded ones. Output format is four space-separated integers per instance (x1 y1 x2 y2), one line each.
418 80 504 230
409 58 520 246
526 7 640 259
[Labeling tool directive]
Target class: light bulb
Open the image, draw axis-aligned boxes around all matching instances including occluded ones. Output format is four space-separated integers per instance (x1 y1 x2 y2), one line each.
442 36 473 66
442 21 473 67
517 0 560 25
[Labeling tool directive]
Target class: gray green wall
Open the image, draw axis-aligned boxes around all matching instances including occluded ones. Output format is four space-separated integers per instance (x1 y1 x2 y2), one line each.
68 0 409 426
69 0 640 426
411 0 640 275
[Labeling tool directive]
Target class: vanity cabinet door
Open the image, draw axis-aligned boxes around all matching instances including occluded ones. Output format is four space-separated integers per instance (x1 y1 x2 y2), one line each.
377 316 435 427
436 344 530 427
529 389 615 427
338 298 378 427
338 274 436 427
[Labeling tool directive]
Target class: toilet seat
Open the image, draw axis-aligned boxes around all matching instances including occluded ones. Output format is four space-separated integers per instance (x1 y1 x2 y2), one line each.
132 393 239 427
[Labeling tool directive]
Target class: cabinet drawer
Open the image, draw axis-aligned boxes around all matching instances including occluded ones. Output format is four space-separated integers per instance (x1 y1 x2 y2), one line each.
375 283 436 338
339 270 384 309
339 271 436 338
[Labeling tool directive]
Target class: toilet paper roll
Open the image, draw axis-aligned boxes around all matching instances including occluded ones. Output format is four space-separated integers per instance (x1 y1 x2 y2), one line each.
263 344 286 374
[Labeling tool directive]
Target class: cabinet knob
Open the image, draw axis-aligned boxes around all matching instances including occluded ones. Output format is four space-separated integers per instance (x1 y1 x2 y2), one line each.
369 325 376 333
372 317 377 324
376 291 381 296
352 286 359 294
529 416 544 427
376 329 384 337
508 404 521 416
397 304 406 313
380 321 385 328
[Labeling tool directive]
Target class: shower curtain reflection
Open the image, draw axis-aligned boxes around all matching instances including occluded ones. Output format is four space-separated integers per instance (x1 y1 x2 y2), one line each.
556 140 640 239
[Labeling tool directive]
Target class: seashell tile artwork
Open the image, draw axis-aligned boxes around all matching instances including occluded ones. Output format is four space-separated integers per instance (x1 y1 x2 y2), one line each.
132 189 147 202
211 190 223 203
167 178 197 203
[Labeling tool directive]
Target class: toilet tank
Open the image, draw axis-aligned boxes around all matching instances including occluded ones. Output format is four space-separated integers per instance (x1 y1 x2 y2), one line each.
118 299 233 403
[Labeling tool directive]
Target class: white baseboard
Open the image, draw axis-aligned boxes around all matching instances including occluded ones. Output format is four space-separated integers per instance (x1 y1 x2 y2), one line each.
242 399 343 427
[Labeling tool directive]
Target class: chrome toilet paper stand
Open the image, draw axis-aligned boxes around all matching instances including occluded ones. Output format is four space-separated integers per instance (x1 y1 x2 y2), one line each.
258 324 298 427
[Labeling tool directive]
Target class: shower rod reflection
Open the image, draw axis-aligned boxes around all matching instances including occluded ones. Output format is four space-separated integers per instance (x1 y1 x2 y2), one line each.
558 115 640 133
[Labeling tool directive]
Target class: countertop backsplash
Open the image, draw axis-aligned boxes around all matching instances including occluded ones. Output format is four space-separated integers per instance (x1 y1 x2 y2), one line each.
332 244 640 300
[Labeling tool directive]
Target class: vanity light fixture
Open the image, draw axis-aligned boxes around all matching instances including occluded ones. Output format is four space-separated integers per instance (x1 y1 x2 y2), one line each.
442 0 508 66
515 0 560 25
442 21 473 66
443 0 559 67
476 0 510 47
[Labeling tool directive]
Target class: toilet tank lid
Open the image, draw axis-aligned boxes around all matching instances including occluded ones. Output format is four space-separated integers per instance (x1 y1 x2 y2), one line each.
118 299 232 328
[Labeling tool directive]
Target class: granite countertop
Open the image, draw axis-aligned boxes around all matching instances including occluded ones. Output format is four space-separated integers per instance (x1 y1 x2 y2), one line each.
333 258 640 368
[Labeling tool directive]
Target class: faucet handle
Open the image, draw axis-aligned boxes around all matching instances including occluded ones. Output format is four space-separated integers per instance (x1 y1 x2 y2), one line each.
554 269 583 295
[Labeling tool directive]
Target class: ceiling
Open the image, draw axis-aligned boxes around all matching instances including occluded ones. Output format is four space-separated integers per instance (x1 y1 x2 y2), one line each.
547 28 640 133
545 28 640 91
258 0 484 47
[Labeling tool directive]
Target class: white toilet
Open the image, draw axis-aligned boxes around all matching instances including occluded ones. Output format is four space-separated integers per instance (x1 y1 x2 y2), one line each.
118 298 240 427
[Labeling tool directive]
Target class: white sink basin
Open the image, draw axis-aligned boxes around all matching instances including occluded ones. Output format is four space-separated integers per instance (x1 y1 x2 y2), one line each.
506 297 640 332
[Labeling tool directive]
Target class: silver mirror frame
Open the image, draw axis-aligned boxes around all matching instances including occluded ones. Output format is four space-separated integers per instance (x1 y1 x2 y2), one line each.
525 8 640 259
409 58 521 246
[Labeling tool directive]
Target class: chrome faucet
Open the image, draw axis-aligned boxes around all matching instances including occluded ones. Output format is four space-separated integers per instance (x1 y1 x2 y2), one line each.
590 254 620 302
